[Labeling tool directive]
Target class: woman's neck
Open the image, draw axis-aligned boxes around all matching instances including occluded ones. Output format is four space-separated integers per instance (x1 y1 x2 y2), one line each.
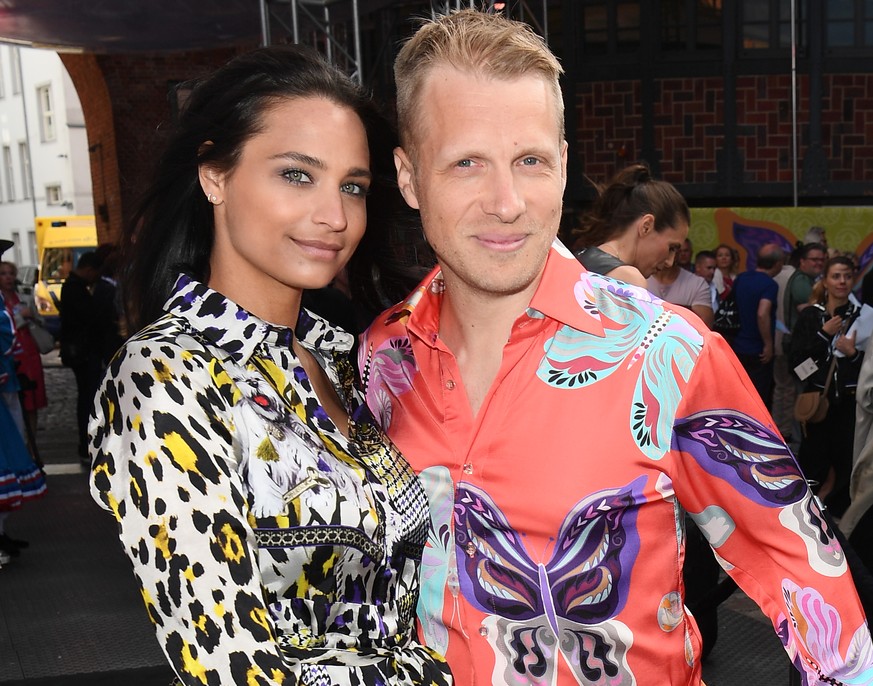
827 296 849 313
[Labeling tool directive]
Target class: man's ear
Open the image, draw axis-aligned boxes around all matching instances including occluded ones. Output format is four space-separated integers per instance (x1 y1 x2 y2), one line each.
560 139 569 192
394 147 420 210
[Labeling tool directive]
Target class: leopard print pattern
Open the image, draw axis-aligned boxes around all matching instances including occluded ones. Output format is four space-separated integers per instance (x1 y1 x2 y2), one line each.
89 275 451 686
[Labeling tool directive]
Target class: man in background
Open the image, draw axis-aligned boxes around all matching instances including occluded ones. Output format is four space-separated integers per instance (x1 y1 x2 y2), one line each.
694 249 718 312
730 244 784 408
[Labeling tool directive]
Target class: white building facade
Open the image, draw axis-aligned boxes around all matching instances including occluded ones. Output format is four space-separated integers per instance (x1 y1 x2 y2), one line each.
0 45 92 267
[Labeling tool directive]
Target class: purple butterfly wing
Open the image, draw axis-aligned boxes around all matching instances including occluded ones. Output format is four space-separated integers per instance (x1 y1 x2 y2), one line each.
673 411 807 506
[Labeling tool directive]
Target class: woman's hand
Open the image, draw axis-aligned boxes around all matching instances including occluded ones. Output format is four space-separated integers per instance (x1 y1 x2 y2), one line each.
835 330 857 358
821 315 844 337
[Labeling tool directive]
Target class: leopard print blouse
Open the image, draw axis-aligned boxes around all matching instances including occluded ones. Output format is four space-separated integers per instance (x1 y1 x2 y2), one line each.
89 275 451 686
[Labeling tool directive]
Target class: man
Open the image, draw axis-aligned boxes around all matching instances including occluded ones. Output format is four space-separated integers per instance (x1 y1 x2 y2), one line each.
730 244 784 408
361 10 872 684
677 237 693 272
784 242 826 339
59 251 100 461
646 258 714 327
772 253 799 447
694 249 719 312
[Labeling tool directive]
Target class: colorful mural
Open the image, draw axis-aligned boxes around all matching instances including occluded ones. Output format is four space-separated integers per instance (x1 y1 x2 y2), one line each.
689 207 873 284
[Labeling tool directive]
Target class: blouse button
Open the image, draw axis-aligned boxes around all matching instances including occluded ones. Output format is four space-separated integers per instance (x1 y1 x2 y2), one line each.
462 463 473 475
445 379 456 390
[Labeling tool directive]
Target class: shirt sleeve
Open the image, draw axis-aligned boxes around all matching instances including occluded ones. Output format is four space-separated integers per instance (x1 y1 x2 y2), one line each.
690 275 713 309
670 332 873 684
88 339 298 686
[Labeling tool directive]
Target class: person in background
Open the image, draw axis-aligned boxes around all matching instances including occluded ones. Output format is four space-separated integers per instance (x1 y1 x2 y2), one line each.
712 242 739 299
803 225 828 251
647 256 715 327
88 45 451 686
91 243 124 366
361 9 873 684
790 256 863 518
0 261 48 457
694 249 719 312
571 163 689 289
772 249 799 448
784 242 827 344
729 244 784 409
677 237 693 272
0 258 46 563
59 251 101 463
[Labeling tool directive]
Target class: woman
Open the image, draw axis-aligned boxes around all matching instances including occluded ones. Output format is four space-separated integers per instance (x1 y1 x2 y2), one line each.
712 243 739 298
0 291 45 563
88 46 451 686
571 163 689 288
789 256 863 517
0 261 48 452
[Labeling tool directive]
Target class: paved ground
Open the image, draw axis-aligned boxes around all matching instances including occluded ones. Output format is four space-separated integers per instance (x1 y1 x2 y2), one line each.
0 351 795 685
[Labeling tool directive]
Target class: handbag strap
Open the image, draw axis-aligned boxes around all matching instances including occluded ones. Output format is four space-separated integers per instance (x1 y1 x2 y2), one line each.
821 315 852 396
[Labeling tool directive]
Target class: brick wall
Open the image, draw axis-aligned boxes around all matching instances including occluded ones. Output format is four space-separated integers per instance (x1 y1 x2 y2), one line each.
654 77 723 185
823 74 873 182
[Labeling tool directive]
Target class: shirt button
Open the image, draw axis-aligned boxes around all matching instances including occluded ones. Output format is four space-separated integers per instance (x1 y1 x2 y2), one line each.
479 625 488 636
445 379 456 390
462 463 473 475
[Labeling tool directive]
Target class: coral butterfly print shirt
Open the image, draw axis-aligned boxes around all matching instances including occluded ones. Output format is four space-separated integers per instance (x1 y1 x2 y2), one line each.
360 241 873 686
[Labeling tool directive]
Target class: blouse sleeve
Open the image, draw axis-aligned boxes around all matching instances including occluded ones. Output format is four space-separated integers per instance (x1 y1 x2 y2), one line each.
88 337 299 686
670 332 873 684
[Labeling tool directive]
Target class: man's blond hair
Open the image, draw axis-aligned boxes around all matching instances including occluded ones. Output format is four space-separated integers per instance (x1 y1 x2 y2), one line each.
394 9 564 154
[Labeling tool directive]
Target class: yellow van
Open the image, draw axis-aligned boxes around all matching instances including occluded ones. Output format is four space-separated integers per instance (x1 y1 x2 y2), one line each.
33 215 98 336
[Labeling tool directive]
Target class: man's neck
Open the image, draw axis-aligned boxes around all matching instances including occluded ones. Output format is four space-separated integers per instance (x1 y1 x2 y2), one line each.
437 272 541 417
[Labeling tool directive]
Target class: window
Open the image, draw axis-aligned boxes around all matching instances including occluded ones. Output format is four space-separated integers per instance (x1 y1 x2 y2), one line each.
36 85 55 142
826 0 873 49
581 1 641 55
27 230 36 265
10 48 20 95
4 146 14 201
741 0 806 52
661 0 723 52
0 52 5 99
10 231 21 265
19 142 31 199
46 184 62 205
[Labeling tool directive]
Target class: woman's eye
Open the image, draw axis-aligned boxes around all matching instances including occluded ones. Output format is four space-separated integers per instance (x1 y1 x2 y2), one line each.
341 182 368 197
282 169 312 185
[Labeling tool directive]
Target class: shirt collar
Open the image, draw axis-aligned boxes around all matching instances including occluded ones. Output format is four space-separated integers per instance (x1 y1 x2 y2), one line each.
400 240 607 346
163 274 353 364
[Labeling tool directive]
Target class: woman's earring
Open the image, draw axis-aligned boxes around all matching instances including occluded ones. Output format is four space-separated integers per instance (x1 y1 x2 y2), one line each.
207 193 219 204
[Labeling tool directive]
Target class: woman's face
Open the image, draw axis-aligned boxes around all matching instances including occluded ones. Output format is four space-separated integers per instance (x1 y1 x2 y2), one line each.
825 263 854 302
205 96 370 319
0 264 16 292
635 220 689 278
716 247 733 270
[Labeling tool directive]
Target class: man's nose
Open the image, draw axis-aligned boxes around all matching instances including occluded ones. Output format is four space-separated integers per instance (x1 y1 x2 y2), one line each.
482 168 525 223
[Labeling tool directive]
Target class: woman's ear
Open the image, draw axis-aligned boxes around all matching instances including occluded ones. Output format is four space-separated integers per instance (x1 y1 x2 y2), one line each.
637 213 655 237
394 147 420 210
198 163 225 205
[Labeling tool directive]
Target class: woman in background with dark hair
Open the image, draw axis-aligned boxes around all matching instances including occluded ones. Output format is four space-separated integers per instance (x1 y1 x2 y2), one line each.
88 45 451 686
790 256 863 517
571 163 690 287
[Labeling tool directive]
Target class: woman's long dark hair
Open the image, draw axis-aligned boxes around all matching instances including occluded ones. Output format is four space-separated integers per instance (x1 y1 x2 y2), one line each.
123 44 398 333
572 163 689 250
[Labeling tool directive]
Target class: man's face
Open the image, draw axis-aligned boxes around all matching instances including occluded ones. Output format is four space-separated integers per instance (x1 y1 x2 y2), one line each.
395 66 567 302
678 240 692 266
695 256 717 283
800 249 826 277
